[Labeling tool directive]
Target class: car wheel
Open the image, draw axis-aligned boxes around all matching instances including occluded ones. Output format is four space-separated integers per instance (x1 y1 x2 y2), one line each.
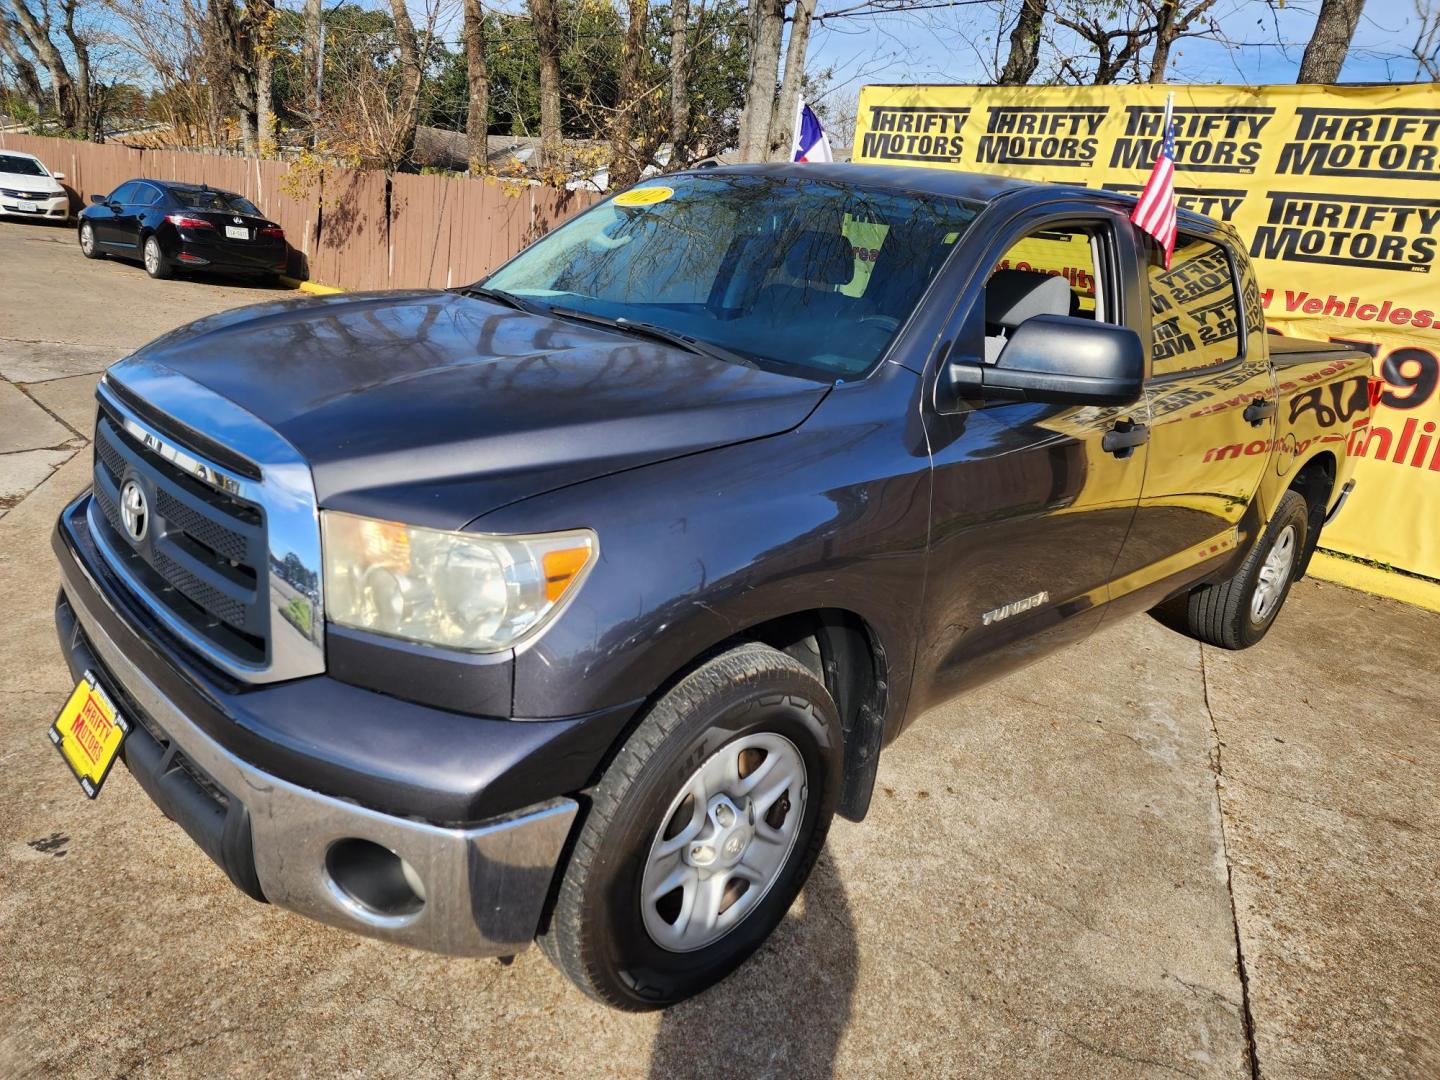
537 641 842 1010
79 221 102 259
1176 489 1309 650
143 235 172 279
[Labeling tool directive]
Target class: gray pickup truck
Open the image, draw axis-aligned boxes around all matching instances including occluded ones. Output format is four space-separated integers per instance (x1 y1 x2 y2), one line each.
49 164 1372 1009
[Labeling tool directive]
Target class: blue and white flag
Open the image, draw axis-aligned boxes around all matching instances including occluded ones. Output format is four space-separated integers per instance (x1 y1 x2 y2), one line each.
792 99 833 163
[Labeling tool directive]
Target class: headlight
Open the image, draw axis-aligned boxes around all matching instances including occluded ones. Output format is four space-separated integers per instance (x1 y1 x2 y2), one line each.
321 511 597 652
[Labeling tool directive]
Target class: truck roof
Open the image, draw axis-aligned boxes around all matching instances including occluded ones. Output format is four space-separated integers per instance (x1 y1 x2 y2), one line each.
683 162 1226 236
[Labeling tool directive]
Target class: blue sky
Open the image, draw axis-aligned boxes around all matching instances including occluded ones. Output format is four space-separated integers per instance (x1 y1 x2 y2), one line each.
807 0 1437 105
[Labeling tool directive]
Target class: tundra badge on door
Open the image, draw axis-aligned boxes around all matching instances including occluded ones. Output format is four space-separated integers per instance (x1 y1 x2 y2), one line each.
982 591 1050 626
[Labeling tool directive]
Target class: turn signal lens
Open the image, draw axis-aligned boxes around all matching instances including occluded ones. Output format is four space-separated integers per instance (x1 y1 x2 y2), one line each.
543 546 592 602
322 511 597 652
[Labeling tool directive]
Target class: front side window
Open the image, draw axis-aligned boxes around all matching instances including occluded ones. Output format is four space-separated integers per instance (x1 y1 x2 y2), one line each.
483 174 982 380
108 182 140 204
979 224 1110 363
0 154 47 177
1148 236 1243 377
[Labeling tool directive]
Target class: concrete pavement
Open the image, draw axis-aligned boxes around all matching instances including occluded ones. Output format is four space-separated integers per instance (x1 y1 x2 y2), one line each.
0 218 1436 1079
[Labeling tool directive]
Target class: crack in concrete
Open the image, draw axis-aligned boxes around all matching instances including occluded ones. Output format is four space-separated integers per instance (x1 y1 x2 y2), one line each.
1200 642 1262 1080
1165 969 1243 1010
10 378 89 441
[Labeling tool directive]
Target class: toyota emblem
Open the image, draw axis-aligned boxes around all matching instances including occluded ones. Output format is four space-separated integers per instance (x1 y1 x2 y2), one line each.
119 479 149 542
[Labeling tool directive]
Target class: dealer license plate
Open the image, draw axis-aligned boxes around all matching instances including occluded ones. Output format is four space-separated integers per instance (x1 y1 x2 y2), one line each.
49 671 130 799
224 225 248 240
18 200 37 212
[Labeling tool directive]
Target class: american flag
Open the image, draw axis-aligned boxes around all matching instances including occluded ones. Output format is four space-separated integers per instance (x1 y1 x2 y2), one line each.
1131 96 1178 268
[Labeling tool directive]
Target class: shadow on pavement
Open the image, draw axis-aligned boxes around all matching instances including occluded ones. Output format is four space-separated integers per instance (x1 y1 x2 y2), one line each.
648 856 857 1080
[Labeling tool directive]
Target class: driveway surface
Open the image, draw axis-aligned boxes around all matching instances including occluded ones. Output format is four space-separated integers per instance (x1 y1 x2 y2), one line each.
1 219 1436 1079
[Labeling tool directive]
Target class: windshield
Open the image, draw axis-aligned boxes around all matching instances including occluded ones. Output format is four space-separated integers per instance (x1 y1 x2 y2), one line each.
483 173 981 379
172 188 261 215
0 155 47 177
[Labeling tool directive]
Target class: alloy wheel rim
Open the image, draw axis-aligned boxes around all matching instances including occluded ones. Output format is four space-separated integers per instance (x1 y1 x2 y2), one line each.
640 731 807 953
1251 524 1296 624
80 224 93 254
145 239 159 272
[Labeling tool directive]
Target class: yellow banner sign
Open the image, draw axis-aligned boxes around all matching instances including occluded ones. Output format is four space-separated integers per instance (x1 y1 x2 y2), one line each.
855 82 1440 589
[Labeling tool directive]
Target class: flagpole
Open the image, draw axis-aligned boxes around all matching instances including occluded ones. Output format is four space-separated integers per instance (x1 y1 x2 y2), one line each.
1163 90 1174 139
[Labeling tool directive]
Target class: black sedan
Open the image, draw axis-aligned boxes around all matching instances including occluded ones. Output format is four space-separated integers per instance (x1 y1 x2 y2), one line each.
78 179 288 282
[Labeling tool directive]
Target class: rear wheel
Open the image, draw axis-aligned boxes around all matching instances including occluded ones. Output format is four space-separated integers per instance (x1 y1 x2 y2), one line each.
1175 489 1309 649
78 221 102 259
537 642 841 1010
143 234 172 279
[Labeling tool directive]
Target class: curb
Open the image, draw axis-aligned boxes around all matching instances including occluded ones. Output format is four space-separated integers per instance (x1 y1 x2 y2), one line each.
278 275 344 295
1309 550 1440 614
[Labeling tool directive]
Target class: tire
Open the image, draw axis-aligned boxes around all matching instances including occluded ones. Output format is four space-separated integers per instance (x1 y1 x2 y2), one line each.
78 221 102 259
143 234 172 279
537 642 842 1010
1180 489 1308 649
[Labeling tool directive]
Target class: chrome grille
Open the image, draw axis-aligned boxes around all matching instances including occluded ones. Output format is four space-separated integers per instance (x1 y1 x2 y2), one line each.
87 363 325 684
91 412 268 665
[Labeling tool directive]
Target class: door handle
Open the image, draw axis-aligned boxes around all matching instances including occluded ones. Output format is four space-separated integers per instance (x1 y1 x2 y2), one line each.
1103 418 1150 458
1243 397 1277 426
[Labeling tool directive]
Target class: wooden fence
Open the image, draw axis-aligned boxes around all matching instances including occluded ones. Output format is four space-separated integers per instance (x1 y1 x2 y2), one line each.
0 132 596 291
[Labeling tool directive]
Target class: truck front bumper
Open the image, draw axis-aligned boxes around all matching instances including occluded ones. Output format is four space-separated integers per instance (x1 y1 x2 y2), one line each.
54 495 578 958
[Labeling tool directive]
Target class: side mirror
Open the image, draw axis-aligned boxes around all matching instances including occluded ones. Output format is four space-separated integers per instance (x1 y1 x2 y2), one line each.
52 171 65 180
89 193 106 205
943 315 1144 407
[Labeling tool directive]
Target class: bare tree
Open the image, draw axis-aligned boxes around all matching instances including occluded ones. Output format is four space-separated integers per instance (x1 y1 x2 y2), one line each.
102 0 214 143
1051 0 1224 84
998 0 1047 84
1054 1 1150 83
463 0 488 173
386 0 426 167
669 0 690 154
767 0 815 160
303 0 322 121
608 0 649 187
1297 0 1365 82
6 0 94 132
0 15 46 112
253 0 276 153
1413 0 1440 79
1148 0 1217 82
737 0 783 161
529 0 562 169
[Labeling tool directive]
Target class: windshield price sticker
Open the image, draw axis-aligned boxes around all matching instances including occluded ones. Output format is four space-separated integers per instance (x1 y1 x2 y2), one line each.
613 186 674 208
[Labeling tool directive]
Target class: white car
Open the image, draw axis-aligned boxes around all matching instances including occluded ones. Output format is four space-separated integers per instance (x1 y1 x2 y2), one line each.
0 150 70 222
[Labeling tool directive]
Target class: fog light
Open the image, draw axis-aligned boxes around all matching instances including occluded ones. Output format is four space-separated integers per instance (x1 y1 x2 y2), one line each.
324 838 425 919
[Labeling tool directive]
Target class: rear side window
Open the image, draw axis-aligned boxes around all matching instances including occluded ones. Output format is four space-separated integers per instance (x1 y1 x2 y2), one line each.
135 184 163 206
1149 236 1243 377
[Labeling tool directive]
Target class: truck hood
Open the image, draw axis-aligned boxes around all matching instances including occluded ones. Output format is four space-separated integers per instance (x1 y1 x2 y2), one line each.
121 290 830 529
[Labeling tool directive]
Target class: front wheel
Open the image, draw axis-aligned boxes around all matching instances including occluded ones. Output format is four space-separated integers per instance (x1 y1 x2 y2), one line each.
143 234 172 279
78 221 102 259
537 642 842 1010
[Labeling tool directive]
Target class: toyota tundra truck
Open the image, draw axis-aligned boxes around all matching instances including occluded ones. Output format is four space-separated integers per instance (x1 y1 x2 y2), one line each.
48 164 1373 1009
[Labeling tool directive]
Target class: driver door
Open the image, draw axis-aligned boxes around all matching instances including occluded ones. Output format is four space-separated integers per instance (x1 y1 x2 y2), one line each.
910 207 1151 712
93 182 138 248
